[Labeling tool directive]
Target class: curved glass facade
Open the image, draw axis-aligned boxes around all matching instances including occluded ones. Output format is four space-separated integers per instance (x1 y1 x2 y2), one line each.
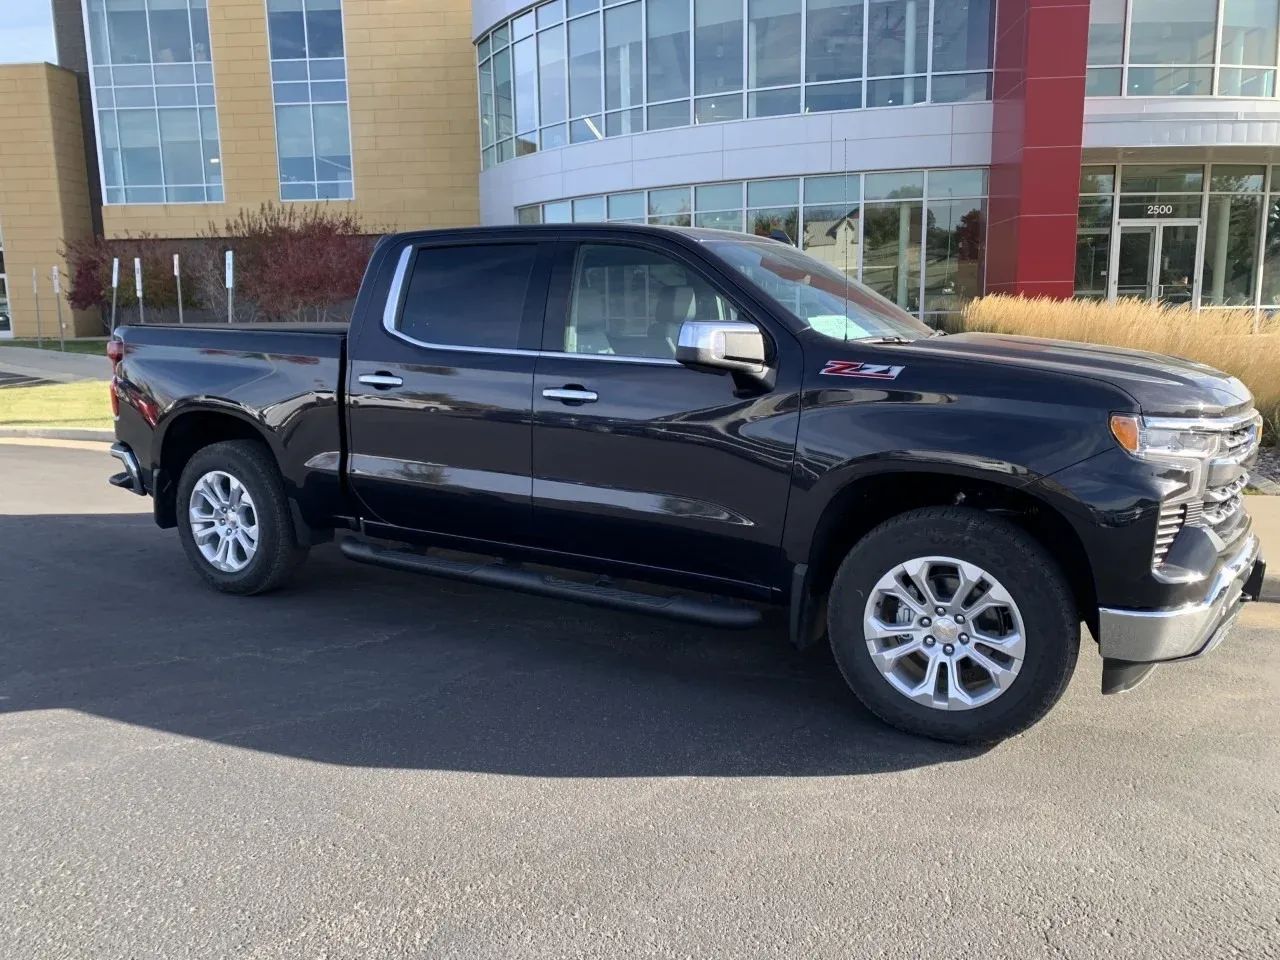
1087 0 1280 96
517 167 987 321
477 0 995 168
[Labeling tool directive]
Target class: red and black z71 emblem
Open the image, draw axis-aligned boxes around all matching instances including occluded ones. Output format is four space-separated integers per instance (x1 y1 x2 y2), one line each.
820 360 905 380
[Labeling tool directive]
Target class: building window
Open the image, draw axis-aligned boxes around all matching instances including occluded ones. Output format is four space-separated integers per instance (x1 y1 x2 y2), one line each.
266 0 354 200
85 0 223 204
514 166 988 324
476 0 995 168
1086 0 1280 98
1073 162 1280 309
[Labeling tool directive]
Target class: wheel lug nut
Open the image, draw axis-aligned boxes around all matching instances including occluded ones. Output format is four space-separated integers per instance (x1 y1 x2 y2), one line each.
959 634 969 644
943 644 955 655
955 614 965 624
924 636 936 647
935 606 945 615
920 617 931 627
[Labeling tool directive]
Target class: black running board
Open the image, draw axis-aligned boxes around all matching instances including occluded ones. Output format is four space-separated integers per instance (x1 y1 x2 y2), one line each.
340 538 761 629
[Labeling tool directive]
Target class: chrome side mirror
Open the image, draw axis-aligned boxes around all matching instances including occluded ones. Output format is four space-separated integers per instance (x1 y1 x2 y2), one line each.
676 321 767 375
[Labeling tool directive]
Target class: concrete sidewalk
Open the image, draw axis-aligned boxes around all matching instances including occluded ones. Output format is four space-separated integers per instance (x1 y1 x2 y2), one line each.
0 345 109 382
1246 495 1280 600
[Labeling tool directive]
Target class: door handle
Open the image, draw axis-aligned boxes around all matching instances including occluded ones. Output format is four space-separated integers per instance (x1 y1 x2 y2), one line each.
542 386 598 404
359 372 404 389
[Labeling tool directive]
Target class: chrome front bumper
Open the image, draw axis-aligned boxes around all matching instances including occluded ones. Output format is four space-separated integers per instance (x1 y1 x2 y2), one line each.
1098 533 1263 666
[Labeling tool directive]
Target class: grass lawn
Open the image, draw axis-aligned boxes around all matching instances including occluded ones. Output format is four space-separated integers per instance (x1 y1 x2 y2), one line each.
0 338 107 356
0 380 113 429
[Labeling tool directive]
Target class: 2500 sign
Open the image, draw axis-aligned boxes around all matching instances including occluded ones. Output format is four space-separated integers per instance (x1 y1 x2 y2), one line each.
1146 204 1175 216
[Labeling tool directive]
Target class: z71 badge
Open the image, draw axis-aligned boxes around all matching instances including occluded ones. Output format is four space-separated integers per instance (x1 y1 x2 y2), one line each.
820 360 905 380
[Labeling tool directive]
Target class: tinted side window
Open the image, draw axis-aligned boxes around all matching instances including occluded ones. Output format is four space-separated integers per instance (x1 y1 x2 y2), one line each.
565 243 738 360
398 244 538 349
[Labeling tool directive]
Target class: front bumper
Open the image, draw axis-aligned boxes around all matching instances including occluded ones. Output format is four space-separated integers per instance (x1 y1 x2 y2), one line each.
1098 532 1264 666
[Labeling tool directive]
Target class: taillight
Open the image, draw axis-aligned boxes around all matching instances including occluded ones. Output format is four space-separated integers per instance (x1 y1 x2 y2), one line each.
107 340 123 417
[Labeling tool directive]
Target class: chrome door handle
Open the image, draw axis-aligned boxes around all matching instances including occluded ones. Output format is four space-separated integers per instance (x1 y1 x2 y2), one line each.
359 373 404 389
542 387 598 403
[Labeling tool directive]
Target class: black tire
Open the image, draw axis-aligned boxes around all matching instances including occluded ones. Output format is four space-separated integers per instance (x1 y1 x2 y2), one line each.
175 440 308 595
827 506 1078 744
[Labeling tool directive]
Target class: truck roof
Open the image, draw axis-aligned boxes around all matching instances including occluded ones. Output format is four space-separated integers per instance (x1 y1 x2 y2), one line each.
385 223 783 247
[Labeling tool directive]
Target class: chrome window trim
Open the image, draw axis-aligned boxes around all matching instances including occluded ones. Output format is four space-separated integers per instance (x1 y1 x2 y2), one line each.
381 245 413 331
1143 410 1261 433
379 242 680 366
539 350 681 366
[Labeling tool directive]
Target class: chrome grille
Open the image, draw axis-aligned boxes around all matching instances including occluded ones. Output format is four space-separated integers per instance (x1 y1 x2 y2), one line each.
1152 409 1260 570
1154 502 1185 565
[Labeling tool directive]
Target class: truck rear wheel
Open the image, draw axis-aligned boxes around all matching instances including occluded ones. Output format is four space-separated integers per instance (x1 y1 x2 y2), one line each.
827 506 1078 744
176 440 308 595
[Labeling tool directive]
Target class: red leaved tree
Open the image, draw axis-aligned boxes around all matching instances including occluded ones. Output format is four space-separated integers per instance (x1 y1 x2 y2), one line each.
199 203 382 322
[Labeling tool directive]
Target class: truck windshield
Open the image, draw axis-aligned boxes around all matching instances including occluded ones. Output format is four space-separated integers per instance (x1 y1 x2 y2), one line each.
707 239 932 342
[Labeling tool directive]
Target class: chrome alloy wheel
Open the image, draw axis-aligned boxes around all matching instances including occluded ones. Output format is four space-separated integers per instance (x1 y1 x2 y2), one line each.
189 471 259 573
862 556 1026 711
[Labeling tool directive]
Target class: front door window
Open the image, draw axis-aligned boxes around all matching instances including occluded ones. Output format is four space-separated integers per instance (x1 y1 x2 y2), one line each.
1113 221 1200 305
1115 225 1156 299
1156 223 1197 304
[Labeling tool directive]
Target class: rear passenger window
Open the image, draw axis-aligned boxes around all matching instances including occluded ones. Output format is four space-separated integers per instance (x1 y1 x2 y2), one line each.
398 244 538 349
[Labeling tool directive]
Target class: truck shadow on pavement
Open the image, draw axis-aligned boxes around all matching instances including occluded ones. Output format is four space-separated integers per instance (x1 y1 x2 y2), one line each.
0 513 987 776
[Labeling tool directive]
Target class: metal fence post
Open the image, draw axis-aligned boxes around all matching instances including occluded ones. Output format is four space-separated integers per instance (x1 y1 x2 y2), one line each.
225 249 234 323
134 257 145 324
51 266 66 352
31 268 43 347
110 257 119 332
174 253 184 324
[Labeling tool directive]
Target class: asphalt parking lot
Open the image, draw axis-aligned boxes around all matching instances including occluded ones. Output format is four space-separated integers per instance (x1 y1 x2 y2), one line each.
2 441 1278 959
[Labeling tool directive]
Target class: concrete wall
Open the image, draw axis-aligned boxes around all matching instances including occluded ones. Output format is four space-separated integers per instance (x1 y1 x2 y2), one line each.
98 0 479 239
0 64 98 338
478 102 995 225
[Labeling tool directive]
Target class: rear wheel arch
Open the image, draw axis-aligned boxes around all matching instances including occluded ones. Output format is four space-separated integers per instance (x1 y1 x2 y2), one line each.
795 469 1096 645
153 408 279 529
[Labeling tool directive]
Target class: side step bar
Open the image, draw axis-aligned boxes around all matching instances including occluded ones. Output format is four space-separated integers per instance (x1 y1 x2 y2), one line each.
340 538 762 629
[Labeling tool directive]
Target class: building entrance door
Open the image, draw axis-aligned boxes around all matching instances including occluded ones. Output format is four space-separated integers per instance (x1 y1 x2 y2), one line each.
1112 221 1200 305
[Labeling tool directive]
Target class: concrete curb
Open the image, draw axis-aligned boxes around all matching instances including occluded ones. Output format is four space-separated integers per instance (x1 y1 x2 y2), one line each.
0 345 112 383
1249 475 1280 496
0 426 114 442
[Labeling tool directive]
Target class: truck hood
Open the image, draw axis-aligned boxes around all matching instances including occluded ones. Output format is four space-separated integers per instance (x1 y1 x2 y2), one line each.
899 332 1252 417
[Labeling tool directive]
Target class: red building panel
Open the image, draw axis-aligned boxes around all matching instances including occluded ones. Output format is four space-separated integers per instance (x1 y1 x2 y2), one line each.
986 0 1091 298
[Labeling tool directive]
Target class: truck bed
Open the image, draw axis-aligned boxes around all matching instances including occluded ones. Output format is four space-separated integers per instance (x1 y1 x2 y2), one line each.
111 322 348 531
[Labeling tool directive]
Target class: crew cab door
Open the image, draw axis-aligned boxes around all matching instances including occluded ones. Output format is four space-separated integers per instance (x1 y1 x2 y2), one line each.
529 237 802 593
345 235 552 543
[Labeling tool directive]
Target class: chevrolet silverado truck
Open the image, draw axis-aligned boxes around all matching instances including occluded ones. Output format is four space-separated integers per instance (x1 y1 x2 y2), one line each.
106 225 1267 743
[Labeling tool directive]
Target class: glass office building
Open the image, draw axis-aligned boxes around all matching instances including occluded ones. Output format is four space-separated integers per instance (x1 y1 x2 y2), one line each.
8 0 1280 340
477 0 1280 317
1076 163 1280 309
516 168 989 323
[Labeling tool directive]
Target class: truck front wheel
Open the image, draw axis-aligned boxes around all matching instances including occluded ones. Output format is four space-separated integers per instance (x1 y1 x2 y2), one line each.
175 440 308 595
827 506 1079 744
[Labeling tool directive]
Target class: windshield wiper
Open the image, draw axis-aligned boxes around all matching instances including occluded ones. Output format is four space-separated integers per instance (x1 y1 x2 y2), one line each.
850 335 912 344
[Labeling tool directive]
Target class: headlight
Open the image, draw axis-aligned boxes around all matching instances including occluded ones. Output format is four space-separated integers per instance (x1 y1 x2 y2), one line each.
1109 414 1225 461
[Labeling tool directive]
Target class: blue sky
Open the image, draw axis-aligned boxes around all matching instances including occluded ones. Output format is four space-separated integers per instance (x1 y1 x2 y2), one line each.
1 4 56 65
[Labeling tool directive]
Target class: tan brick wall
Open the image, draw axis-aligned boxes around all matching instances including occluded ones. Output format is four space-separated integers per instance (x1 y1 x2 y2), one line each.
102 0 479 239
0 63 98 338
